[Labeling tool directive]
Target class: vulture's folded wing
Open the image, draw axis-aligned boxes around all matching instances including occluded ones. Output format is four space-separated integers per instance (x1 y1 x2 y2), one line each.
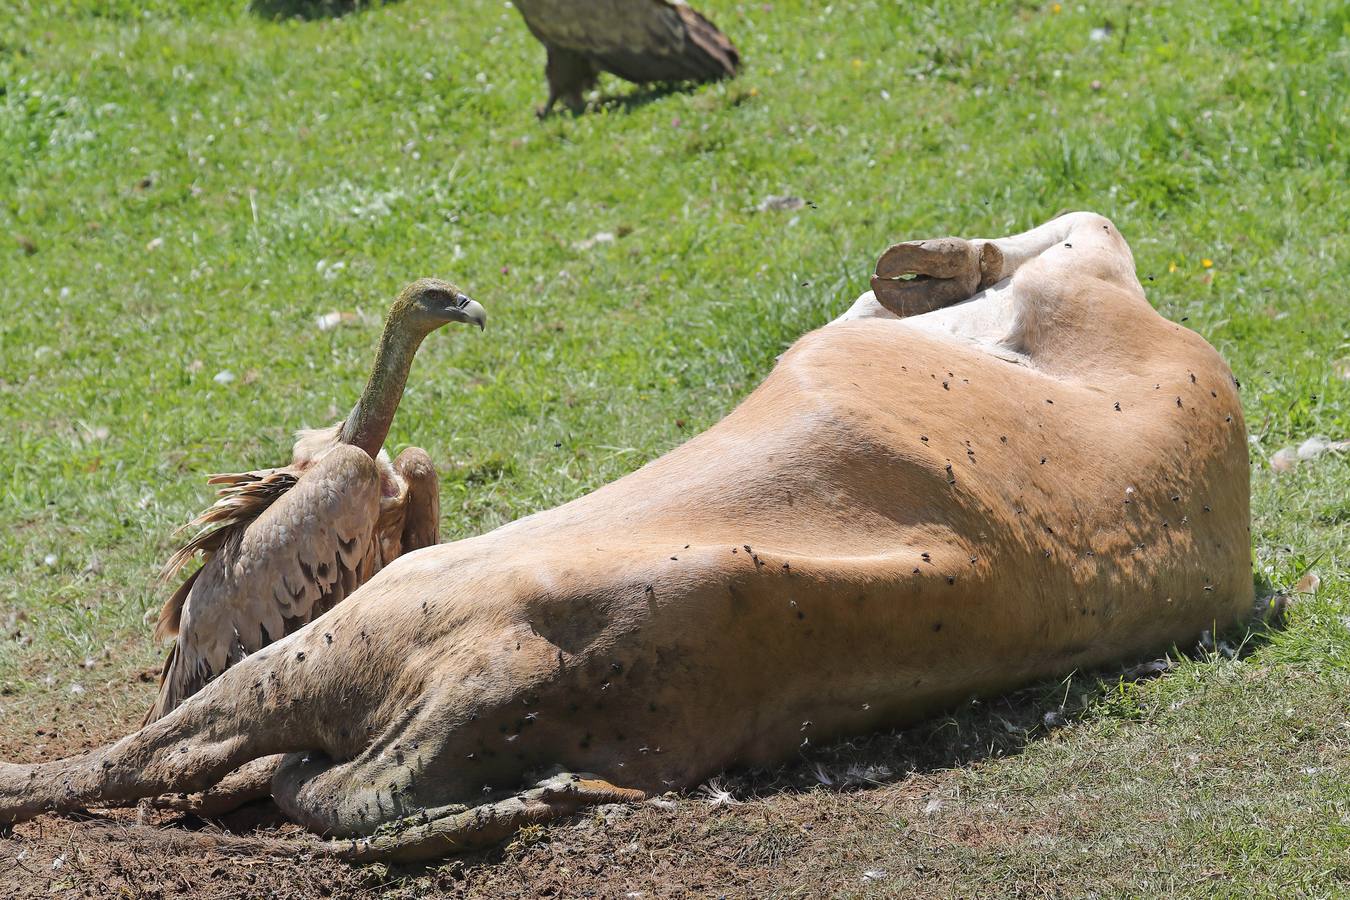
147 444 381 721
518 0 738 83
154 466 299 640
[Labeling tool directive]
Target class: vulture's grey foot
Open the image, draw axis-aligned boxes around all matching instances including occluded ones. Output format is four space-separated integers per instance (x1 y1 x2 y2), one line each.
871 237 1005 317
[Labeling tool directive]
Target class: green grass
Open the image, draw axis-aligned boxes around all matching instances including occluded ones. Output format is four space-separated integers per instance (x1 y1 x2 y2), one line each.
0 0 1347 894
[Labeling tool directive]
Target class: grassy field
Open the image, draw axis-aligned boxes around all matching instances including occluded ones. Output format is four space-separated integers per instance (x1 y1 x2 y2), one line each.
1 0 1347 895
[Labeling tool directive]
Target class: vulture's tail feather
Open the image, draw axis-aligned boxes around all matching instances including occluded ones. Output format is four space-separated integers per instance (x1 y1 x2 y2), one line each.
594 4 739 85
676 5 739 81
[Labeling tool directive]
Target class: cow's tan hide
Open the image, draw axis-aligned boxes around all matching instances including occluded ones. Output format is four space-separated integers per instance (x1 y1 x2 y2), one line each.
0 213 1251 861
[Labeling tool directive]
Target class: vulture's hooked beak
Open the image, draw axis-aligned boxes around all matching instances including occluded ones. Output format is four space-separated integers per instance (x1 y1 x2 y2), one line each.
457 295 487 331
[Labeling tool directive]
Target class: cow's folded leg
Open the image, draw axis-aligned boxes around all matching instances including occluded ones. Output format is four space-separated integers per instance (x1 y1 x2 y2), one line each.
139 754 282 819
977 211 1137 290
871 236 1004 316
333 773 645 864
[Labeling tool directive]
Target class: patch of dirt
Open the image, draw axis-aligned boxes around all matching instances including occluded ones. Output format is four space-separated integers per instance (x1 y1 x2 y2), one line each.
0 652 1210 898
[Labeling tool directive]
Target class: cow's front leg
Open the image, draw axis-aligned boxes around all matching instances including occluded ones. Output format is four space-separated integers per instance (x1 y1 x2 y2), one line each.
139 754 282 819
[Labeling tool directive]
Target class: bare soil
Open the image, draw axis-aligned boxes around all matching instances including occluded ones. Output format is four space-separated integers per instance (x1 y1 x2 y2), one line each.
0 655 1088 899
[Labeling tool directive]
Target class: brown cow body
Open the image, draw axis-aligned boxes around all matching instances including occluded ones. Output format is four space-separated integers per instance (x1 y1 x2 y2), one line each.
0 213 1251 860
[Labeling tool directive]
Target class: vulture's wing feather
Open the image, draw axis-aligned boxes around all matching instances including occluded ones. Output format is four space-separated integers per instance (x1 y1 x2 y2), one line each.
146 444 381 721
517 0 738 83
154 466 299 640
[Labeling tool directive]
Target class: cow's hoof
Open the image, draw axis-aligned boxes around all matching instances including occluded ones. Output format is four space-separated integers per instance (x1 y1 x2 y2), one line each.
871 237 1004 317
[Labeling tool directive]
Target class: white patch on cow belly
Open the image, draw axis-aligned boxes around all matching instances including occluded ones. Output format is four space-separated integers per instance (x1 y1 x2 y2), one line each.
830 291 899 324
838 284 1032 366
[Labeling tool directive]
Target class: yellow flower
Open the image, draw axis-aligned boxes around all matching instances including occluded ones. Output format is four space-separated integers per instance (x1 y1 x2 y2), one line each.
1168 261 1178 273
749 86 759 97
851 58 863 70
1201 258 1213 268
1051 3 1062 12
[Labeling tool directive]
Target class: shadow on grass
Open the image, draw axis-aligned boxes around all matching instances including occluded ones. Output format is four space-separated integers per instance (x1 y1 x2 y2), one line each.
537 82 723 119
590 83 692 115
706 590 1288 803
248 0 395 21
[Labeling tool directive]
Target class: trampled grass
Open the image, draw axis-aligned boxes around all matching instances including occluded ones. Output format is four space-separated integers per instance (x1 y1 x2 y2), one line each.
0 0 1347 895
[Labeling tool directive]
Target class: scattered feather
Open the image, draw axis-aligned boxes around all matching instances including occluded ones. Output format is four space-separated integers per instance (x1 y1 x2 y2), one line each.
315 259 346 281
1271 436 1349 471
1294 572 1320 595
697 778 741 806
316 311 360 331
1042 710 1068 729
574 231 616 251
756 194 806 212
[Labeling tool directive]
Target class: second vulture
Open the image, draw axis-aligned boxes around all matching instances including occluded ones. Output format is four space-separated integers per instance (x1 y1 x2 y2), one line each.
514 0 740 115
147 278 485 722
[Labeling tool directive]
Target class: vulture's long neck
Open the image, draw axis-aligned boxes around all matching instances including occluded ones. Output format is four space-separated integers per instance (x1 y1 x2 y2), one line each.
339 315 430 457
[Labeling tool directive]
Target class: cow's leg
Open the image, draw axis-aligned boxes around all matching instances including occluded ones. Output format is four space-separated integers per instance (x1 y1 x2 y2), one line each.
866 212 1137 317
140 754 281 819
271 754 642 863
850 212 1143 356
0 656 322 828
973 212 1140 298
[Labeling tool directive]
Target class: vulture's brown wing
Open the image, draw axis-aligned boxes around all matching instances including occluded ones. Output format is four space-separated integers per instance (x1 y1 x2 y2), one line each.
516 0 738 83
154 466 299 639
146 445 381 721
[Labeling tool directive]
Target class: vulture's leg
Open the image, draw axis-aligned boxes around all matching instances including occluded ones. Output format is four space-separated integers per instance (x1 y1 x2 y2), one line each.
394 447 439 551
540 45 596 117
139 754 282 819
